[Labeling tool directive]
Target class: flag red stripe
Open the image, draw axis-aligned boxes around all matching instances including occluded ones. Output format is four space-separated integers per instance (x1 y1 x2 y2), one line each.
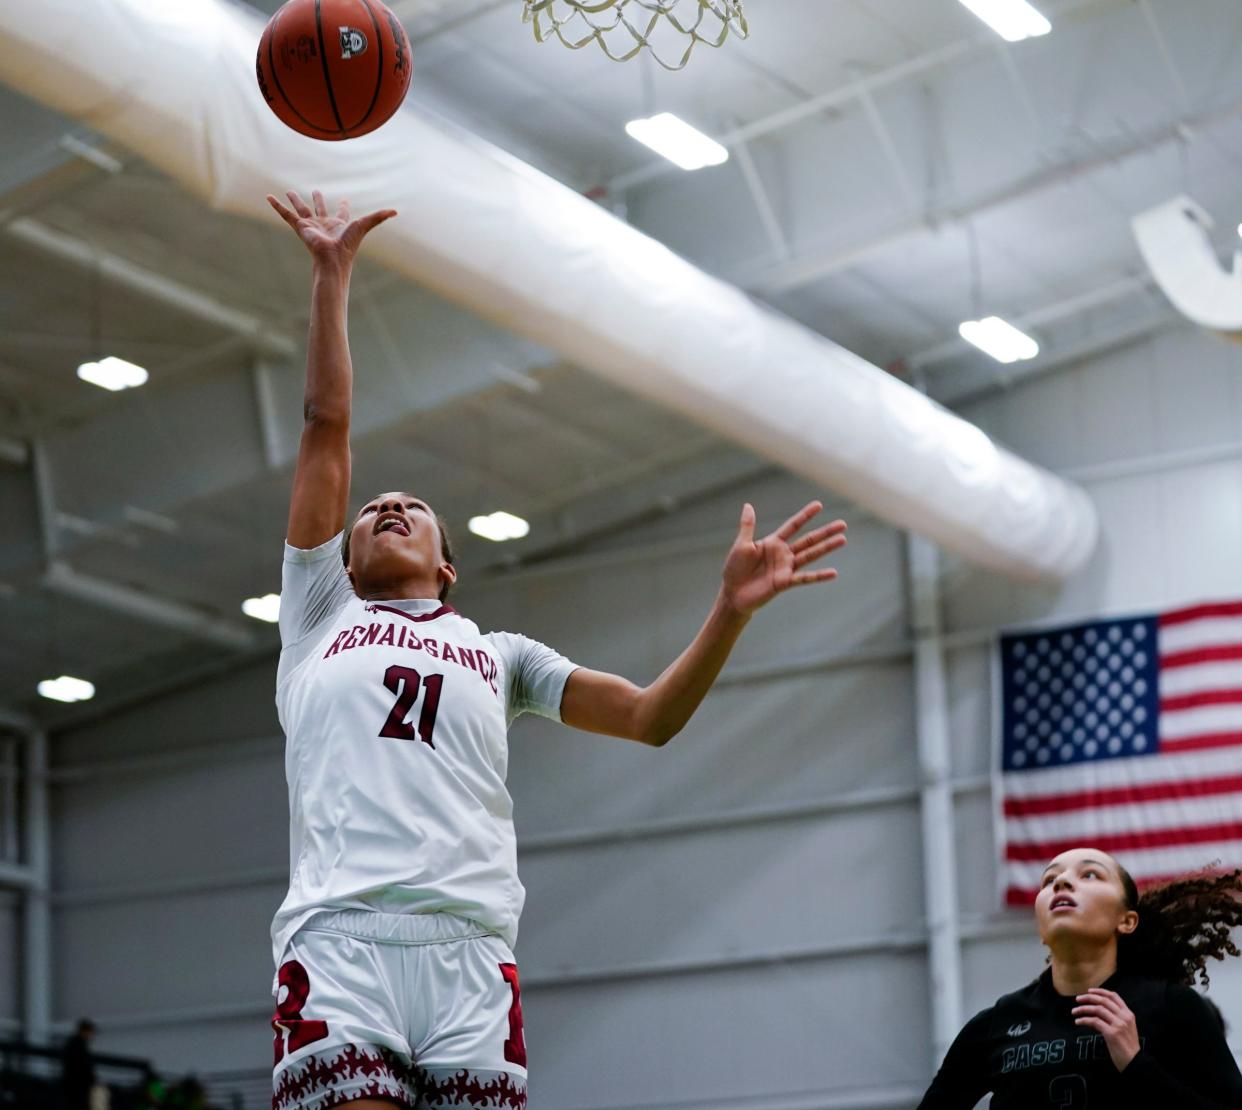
1003 772 1242 817
1005 822 1242 862
1159 601 1242 626
1161 689 1242 712
1161 644 1242 669
1158 731 1242 753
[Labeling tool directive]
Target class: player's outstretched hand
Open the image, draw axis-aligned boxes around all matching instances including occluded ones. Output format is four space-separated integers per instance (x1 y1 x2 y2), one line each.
720 501 847 617
266 189 397 267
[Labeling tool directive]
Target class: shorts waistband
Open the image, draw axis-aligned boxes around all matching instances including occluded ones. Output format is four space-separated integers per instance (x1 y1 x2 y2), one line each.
302 909 497 946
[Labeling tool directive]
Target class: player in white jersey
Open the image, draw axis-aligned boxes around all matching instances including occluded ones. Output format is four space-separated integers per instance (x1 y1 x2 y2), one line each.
264 189 848 1110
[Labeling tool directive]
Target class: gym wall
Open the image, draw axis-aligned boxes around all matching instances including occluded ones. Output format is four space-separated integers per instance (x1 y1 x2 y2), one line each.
47 320 1242 1107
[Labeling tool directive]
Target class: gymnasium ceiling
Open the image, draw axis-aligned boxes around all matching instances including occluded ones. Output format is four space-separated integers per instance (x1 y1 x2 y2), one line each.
1 0 1241 725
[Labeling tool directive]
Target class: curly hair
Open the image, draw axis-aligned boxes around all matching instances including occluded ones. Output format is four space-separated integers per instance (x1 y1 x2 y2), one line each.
1116 863 1242 986
341 498 456 604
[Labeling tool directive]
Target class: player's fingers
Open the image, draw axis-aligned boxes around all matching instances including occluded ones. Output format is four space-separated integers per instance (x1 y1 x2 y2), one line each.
790 520 847 554
266 195 299 228
337 197 351 222
789 568 838 587
791 529 848 559
775 500 823 541
1079 990 1124 1016
286 190 313 217
312 189 329 218
793 535 847 568
356 209 398 235
737 503 756 544
1071 1005 1114 1025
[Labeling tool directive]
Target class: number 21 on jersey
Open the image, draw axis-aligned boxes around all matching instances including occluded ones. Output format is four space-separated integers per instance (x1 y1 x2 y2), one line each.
378 665 444 747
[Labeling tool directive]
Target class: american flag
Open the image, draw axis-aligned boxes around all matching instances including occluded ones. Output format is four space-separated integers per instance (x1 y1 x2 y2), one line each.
999 601 1242 906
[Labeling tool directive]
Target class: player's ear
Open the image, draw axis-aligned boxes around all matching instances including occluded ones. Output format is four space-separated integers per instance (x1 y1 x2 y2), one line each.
439 562 457 590
1117 909 1139 936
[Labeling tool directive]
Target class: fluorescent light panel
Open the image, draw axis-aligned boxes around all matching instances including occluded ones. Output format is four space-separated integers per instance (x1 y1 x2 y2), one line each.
77 356 149 391
959 317 1040 363
242 593 282 623
38 675 95 703
468 511 530 542
957 0 1051 41
625 113 729 171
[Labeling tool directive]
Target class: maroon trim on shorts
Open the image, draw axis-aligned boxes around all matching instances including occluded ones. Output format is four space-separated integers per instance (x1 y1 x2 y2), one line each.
273 1045 527 1110
418 1067 527 1109
273 1044 414 1110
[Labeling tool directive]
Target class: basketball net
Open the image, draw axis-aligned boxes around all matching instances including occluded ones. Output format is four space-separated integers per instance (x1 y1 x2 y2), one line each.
523 0 748 71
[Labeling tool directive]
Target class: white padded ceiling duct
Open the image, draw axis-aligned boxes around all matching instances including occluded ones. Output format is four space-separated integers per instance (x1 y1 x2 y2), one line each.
1134 196 1242 339
0 0 1097 580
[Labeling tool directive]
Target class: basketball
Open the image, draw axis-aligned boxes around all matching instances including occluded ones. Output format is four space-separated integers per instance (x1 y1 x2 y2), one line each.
256 0 412 141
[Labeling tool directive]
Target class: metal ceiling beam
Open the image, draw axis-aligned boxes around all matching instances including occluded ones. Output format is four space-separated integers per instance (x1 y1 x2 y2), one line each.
42 561 256 651
0 706 34 731
0 435 28 466
0 133 121 229
3 218 297 358
938 305 1186 411
474 443 773 571
857 84 920 211
730 125 791 261
1138 0 1191 115
909 273 1156 370
607 0 1126 194
745 91 1242 295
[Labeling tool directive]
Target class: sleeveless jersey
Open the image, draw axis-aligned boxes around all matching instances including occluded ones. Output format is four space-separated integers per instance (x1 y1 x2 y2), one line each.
270 533 578 968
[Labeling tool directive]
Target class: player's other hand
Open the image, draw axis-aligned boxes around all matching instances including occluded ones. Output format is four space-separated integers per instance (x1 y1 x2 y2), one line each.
719 501 847 617
1073 988 1141 1072
266 189 397 267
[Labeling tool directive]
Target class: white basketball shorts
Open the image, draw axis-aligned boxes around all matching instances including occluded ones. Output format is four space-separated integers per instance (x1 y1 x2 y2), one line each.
271 910 528 1110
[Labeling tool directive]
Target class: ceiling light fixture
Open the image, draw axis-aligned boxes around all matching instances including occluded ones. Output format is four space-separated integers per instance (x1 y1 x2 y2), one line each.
242 593 282 623
959 317 1040 363
957 0 1051 42
625 113 729 171
37 675 96 703
468 511 531 542
77 356 149 391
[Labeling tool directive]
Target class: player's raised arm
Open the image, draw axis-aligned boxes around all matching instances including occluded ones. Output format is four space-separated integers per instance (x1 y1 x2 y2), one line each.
561 501 847 746
266 189 397 549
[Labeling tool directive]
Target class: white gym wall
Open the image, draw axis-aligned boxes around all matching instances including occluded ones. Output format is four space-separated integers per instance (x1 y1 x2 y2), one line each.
42 320 1242 1107
3 1 1242 1108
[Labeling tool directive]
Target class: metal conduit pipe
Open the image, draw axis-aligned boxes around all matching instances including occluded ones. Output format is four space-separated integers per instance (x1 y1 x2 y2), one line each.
907 530 964 1065
0 0 1096 581
21 730 51 1046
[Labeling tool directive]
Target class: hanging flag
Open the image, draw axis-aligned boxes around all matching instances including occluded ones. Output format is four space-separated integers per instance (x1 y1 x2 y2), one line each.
999 601 1242 905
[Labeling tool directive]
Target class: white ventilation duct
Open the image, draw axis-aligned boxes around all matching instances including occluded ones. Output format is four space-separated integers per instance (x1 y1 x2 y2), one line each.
0 0 1097 580
1134 196 1242 339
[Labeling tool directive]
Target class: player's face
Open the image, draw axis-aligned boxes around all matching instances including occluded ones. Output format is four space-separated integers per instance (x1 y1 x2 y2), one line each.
347 491 452 597
1035 847 1137 948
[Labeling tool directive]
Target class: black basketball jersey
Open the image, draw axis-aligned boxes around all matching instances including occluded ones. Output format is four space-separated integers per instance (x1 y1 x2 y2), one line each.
918 969 1242 1109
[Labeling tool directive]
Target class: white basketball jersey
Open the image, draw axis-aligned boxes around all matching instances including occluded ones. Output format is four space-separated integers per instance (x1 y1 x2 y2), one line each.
270 533 577 967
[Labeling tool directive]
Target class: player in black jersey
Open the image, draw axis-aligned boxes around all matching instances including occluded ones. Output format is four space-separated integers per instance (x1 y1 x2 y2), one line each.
919 846 1242 1109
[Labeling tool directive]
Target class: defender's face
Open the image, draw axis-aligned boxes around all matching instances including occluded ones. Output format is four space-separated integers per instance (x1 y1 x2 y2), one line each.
347 491 446 593
1035 847 1136 947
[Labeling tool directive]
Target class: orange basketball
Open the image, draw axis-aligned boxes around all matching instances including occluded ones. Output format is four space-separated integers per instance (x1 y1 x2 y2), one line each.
256 0 413 141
